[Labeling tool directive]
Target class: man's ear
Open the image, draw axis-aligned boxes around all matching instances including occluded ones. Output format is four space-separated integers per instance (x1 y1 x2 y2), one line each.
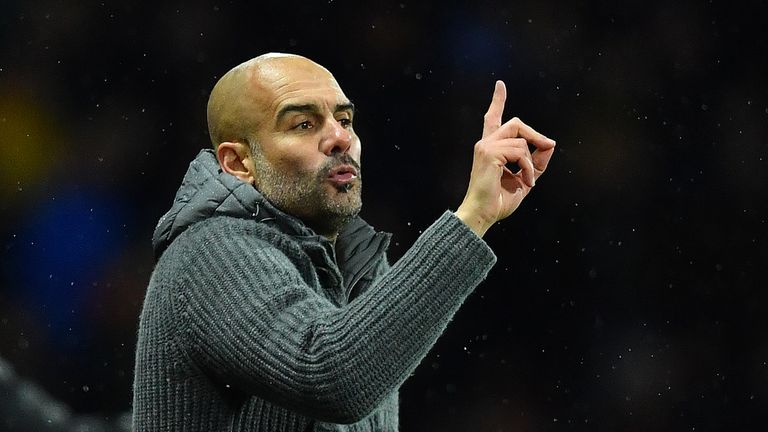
216 141 256 184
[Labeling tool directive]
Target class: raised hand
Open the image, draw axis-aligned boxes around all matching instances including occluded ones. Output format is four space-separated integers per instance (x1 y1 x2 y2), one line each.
455 80 556 237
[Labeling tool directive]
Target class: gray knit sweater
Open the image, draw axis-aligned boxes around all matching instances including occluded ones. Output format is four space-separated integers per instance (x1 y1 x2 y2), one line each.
133 150 497 431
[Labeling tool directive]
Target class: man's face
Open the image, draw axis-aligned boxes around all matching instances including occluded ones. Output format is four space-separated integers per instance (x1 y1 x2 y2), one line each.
245 57 362 236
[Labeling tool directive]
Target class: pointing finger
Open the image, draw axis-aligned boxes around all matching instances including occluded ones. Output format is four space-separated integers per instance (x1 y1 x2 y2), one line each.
482 80 507 138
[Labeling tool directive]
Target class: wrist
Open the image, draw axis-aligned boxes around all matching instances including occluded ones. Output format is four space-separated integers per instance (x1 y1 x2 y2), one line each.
454 206 493 238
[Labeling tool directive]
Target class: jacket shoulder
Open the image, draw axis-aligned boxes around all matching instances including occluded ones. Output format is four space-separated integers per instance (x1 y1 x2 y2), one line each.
163 216 298 261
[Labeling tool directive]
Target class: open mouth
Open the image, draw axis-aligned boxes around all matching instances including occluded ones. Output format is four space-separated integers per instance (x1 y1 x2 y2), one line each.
328 165 358 184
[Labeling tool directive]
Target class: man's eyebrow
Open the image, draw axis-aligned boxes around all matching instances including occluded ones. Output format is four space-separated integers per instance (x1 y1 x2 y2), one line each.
275 102 355 124
335 102 355 114
276 103 320 124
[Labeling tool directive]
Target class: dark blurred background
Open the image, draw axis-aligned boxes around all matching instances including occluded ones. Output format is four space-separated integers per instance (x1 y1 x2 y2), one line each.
1 0 766 430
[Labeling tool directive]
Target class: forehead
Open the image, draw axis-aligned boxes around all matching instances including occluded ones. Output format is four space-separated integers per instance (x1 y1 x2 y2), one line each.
251 58 350 118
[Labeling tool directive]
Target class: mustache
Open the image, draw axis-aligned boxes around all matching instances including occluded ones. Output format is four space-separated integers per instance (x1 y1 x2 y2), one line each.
319 154 362 177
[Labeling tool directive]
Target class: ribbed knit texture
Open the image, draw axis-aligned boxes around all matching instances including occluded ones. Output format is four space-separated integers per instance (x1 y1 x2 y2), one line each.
133 150 497 431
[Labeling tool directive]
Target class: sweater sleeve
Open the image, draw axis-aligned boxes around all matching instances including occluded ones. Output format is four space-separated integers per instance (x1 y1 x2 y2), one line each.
171 210 496 424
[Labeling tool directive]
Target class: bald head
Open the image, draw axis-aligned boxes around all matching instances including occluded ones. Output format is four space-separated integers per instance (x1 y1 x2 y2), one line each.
206 53 336 149
207 53 362 238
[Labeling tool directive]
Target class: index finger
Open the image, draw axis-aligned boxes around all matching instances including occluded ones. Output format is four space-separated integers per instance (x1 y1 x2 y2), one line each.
482 80 507 138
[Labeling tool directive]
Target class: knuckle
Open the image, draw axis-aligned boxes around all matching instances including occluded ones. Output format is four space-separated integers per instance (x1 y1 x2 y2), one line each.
475 140 491 155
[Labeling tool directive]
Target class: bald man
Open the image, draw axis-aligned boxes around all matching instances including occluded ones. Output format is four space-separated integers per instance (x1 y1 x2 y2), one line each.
133 53 555 431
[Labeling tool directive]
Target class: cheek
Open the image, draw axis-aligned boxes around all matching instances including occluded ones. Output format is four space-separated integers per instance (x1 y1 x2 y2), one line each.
274 152 326 175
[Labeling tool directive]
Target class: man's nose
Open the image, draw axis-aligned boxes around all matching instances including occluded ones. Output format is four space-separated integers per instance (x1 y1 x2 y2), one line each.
319 119 353 155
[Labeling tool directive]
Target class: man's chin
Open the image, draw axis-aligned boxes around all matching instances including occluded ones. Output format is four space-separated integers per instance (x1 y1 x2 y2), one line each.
324 181 361 203
331 190 362 211
326 178 360 193
307 203 361 238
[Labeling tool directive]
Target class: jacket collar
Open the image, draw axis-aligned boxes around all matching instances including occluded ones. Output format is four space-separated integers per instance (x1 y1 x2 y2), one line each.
152 149 390 284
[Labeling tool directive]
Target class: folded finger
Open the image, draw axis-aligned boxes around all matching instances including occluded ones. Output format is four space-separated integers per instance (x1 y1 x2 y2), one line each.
500 147 535 187
532 147 555 179
495 117 555 150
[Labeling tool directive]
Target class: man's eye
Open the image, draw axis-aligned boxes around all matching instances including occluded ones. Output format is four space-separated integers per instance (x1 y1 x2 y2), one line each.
296 121 313 130
338 118 353 128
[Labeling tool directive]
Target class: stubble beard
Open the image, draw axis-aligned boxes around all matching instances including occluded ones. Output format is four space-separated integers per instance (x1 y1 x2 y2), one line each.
251 152 363 237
